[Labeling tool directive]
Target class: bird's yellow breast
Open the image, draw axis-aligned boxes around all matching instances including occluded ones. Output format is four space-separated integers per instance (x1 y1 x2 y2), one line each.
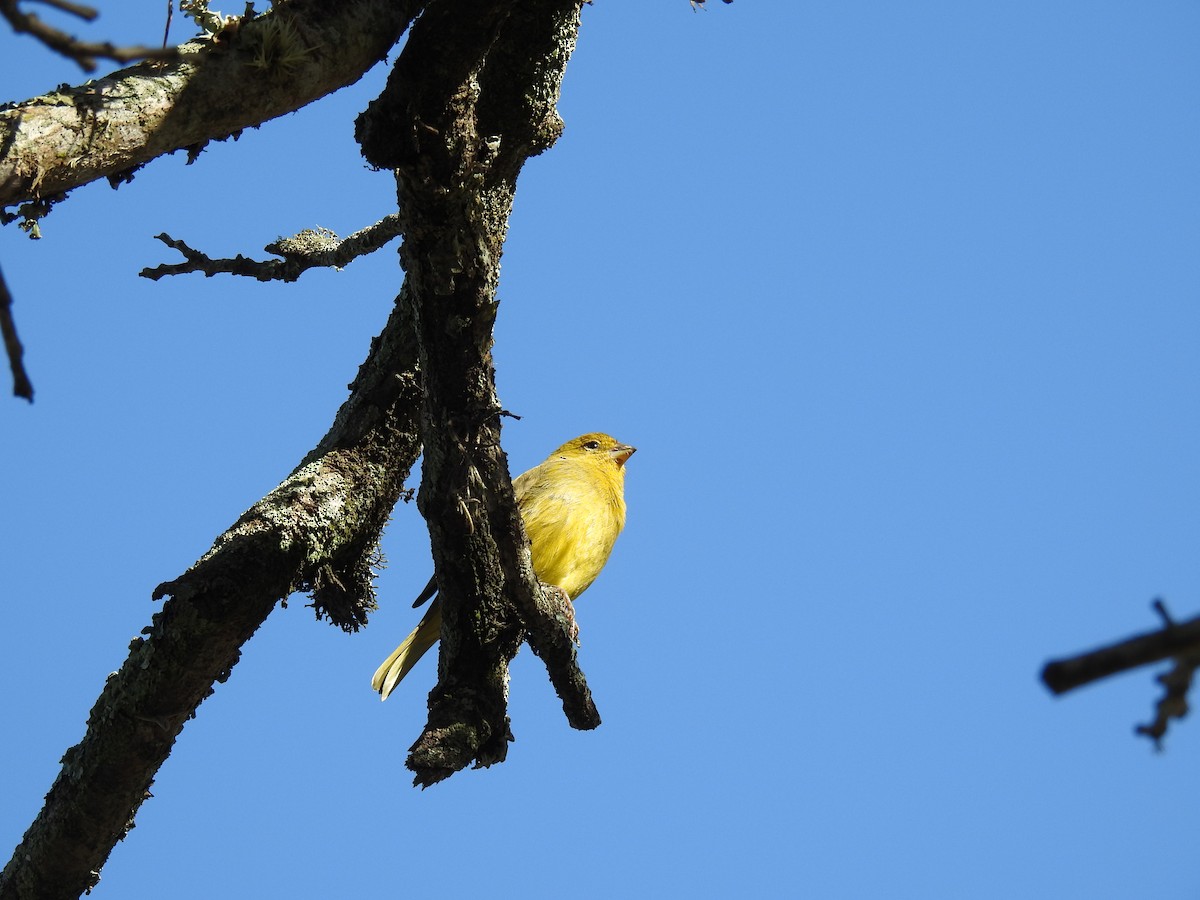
514 454 627 600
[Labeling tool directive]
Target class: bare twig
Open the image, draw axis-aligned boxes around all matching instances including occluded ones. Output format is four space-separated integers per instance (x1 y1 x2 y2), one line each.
1135 653 1200 747
1042 600 1200 746
0 263 33 402
139 215 403 282
0 0 179 71
1152 597 1175 626
28 0 98 20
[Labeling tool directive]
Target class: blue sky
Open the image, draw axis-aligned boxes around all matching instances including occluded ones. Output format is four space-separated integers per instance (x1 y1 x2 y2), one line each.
4 1 1200 897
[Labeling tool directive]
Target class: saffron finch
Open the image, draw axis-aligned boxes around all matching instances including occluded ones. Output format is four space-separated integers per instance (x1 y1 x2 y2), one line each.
372 433 636 699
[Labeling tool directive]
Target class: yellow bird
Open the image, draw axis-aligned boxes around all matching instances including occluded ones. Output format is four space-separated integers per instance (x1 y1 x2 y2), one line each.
372 433 636 699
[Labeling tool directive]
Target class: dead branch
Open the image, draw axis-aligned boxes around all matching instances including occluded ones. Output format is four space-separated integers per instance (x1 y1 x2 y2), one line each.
1042 600 1200 746
1135 653 1200 747
355 0 594 786
0 0 178 72
0 262 33 400
139 214 402 282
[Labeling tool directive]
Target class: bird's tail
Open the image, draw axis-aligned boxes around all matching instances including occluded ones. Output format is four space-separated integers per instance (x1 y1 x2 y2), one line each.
371 597 442 700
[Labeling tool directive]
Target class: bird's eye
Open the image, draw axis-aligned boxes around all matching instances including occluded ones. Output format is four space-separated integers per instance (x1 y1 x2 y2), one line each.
583 440 600 450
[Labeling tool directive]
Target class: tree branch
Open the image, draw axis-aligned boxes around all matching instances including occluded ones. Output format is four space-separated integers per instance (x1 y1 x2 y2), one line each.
0 262 33 401
0 0 612 891
517 584 600 729
355 0 593 786
1135 653 1199 747
1042 600 1200 746
0 291 424 900
0 0 422 208
1042 604 1200 694
0 0 177 72
139 214 403 282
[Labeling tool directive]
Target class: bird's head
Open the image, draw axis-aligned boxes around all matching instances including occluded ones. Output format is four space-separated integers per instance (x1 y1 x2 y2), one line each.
553 433 637 468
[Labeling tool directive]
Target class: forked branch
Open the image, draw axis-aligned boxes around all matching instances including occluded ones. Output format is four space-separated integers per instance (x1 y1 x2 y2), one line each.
140 215 402 282
1042 599 1200 746
0 0 177 71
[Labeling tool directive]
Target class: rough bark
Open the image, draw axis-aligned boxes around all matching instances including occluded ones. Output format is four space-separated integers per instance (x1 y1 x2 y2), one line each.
2 0 599 892
0 296 423 900
357 0 594 786
0 0 421 208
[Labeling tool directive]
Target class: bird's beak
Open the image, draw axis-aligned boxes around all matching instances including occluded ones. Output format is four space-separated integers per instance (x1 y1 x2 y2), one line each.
612 444 636 467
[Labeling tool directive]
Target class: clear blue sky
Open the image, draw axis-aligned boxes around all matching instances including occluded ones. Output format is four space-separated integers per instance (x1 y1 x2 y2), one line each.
4 2 1200 897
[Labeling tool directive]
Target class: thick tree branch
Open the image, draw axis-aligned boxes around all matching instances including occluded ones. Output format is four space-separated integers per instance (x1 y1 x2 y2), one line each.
139 214 403 282
0 0 422 208
383 0 545 787
0 292 424 900
355 0 592 786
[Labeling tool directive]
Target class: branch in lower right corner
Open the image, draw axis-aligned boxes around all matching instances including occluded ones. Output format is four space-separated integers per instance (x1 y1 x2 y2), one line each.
1042 608 1200 695
1042 602 1200 745
1134 653 1199 747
